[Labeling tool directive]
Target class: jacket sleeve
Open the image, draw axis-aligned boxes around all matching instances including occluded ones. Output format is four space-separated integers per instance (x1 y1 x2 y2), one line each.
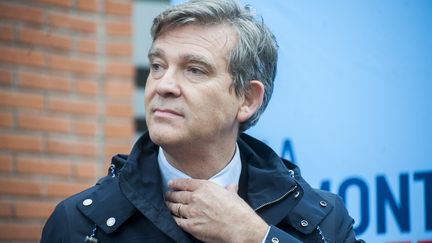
263 194 365 243
334 195 366 243
41 201 68 243
264 225 302 243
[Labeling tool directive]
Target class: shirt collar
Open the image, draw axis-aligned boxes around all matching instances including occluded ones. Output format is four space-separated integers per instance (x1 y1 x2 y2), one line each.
158 144 242 193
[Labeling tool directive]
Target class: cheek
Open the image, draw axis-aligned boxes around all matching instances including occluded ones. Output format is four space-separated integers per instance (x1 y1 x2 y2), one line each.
144 90 150 104
144 81 155 103
144 89 154 117
206 94 240 120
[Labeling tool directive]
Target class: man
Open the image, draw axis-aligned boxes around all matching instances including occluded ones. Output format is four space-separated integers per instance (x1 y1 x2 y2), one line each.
42 0 364 242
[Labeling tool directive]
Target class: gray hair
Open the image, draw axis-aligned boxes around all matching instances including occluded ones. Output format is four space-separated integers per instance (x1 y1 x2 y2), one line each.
150 0 278 131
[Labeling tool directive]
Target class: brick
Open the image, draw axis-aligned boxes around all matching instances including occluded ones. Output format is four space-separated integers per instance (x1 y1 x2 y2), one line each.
0 201 13 217
19 27 71 50
74 120 97 136
77 38 97 54
105 0 131 16
0 3 44 24
105 80 133 97
47 54 98 74
38 0 72 8
104 121 133 138
15 200 56 219
105 102 133 117
74 162 98 179
48 96 98 115
17 156 71 176
0 154 13 172
77 0 98 12
0 178 43 196
76 79 98 95
18 71 71 92
18 113 71 133
48 12 97 33
46 181 91 197
106 42 132 56
0 25 13 41
106 21 132 36
0 69 12 84
106 62 134 77
0 90 44 109
0 134 43 152
0 223 42 240
47 139 97 157
0 111 13 128
0 46 45 67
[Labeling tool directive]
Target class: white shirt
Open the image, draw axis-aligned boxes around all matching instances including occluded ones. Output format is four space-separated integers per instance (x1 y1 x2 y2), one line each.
157 144 242 193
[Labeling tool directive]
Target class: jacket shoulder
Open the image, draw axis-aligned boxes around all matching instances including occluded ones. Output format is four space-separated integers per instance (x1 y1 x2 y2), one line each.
311 189 364 242
312 188 350 221
312 188 341 204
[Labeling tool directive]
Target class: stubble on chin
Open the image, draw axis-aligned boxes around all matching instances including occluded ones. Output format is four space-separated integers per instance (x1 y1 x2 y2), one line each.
147 124 177 148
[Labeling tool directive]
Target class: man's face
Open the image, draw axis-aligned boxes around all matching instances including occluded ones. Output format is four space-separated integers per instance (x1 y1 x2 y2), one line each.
144 24 244 148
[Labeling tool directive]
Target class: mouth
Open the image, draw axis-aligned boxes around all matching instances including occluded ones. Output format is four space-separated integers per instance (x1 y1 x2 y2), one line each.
152 108 183 118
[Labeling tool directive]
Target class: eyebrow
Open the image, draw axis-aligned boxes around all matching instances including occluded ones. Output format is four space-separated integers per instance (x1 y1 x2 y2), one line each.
148 47 164 60
181 54 215 71
148 47 215 71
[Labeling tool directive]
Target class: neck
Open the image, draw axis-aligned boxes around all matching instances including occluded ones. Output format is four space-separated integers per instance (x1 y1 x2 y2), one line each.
161 139 237 179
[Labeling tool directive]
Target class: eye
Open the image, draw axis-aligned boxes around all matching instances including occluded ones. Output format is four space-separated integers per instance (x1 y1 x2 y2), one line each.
149 62 166 79
150 63 162 72
187 67 205 75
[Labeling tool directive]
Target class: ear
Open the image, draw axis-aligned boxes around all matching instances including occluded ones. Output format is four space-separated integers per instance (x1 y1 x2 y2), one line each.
237 80 265 123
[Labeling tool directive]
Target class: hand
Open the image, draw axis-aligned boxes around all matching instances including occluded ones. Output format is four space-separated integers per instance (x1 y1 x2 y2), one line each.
165 178 268 243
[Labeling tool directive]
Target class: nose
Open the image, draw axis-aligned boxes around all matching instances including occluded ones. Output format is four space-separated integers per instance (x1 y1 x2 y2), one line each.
155 69 181 98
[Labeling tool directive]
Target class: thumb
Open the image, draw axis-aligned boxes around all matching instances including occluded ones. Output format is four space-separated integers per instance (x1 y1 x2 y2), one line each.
226 184 238 193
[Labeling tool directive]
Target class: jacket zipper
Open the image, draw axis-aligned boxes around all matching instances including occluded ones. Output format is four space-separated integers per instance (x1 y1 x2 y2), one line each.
253 184 298 211
253 169 298 211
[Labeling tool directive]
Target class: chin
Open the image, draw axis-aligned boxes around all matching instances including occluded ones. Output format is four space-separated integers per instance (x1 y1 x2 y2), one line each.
148 126 181 147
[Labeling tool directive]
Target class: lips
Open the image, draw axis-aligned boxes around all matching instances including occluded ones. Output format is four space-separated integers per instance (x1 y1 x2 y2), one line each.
152 108 183 118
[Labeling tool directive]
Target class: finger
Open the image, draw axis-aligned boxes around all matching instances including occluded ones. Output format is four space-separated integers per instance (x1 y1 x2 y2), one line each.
173 215 187 228
167 202 190 218
165 190 192 204
166 201 185 217
226 184 238 193
165 201 177 216
168 178 206 191
173 217 206 242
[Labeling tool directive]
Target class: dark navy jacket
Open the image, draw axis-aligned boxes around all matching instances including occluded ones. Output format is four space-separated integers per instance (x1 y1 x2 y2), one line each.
41 132 364 243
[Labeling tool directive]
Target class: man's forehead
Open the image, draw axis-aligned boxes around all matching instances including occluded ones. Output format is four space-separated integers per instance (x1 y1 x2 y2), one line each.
149 47 211 62
156 22 236 40
149 24 236 63
153 24 236 50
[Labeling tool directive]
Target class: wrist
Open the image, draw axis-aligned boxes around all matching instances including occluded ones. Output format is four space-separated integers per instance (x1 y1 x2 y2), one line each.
228 217 268 243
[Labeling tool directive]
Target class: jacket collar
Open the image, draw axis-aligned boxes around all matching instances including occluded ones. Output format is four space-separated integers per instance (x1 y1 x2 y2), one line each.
77 133 191 242
238 133 333 234
77 132 333 238
77 174 135 234
237 133 298 210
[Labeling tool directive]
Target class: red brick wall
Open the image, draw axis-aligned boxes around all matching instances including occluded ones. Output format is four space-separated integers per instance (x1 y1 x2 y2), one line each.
0 0 134 242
